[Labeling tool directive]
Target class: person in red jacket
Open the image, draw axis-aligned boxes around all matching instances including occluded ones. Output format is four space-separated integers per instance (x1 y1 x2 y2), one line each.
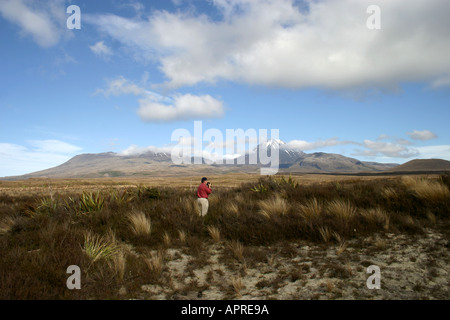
197 177 212 216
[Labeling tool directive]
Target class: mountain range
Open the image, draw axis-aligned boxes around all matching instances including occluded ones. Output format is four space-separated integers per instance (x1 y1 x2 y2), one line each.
2 140 449 180
2 139 418 180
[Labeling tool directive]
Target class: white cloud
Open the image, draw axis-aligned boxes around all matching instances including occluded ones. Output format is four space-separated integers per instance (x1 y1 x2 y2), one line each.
119 144 172 156
96 76 146 96
28 139 82 154
137 93 224 122
90 41 113 58
407 130 438 141
376 134 390 141
0 0 67 47
414 145 450 160
356 139 419 158
97 76 224 122
119 1 145 14
429 76 450 89
85 0 450 91
395 138 412 146
0 140 82 177
285 138 354 151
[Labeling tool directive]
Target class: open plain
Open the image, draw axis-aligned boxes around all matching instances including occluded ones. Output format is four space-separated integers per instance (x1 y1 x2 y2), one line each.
0 173 449 300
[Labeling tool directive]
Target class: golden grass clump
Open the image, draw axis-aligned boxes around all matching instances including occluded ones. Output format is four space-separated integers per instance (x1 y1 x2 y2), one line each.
299 197 322 221
108 249 126 281
401 176 417 189
381 186 398 199
258 194 290 219
0 216 15 235
336 241 347 255
327 199 356 222
145 250 165 275
207 225 221 243
411 179 449 202
207 194 220 208
127 211 151 236
361 207 390 230
181 197 196 215
228 240 244 262
227 202 239 216
318 226 331 243
231 276 244 298
178 229 187 244
163 231 171 247
234 194 245 204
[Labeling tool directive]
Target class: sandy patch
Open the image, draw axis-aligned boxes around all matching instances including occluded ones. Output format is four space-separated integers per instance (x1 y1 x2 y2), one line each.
133 228 449 300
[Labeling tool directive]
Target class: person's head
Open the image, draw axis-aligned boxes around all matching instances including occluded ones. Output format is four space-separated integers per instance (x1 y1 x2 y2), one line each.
201 177 208 184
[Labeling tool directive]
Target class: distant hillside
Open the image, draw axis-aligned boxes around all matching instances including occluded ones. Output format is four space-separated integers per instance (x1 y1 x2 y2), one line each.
287 152 396 173
387 159 450 172
1 139 404 180
235 140 397 173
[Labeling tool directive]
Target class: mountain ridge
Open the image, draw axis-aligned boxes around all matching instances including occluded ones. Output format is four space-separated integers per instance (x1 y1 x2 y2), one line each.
0 139 414 180
386 159 450 172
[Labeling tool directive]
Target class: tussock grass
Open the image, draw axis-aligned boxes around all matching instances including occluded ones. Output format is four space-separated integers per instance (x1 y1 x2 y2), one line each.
227 202 239 216
228 240 244 262
181 197 196 215
145 250 165 275
234 194 245 204
381 186 398 199
318 226 332 243
412 179 449 202
83 231 120 264
401 176 417 189
163 231 171 247
127 211 151 237
401 175 450 201
0 216 15 235
231 276 244 298
331 231 344 244
1 174 449 299
336 241 347 255
207 194 221 208
258 194 290 219
177 229 187 244
361 207 390 230
299 197 322 221
207 225 221 243
108 249 126 282
327 199 356 222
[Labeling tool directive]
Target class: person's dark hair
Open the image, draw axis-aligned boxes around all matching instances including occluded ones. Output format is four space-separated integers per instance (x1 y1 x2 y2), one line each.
201 177 208 183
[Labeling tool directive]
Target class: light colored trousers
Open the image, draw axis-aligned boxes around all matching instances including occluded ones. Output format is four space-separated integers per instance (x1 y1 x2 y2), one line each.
197 198 209 216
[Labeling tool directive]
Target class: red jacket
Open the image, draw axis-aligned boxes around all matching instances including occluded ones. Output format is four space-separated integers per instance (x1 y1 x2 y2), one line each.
197 183 212 198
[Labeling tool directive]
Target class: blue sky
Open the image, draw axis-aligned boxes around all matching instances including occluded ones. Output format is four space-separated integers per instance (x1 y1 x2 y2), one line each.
1 0 450 177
